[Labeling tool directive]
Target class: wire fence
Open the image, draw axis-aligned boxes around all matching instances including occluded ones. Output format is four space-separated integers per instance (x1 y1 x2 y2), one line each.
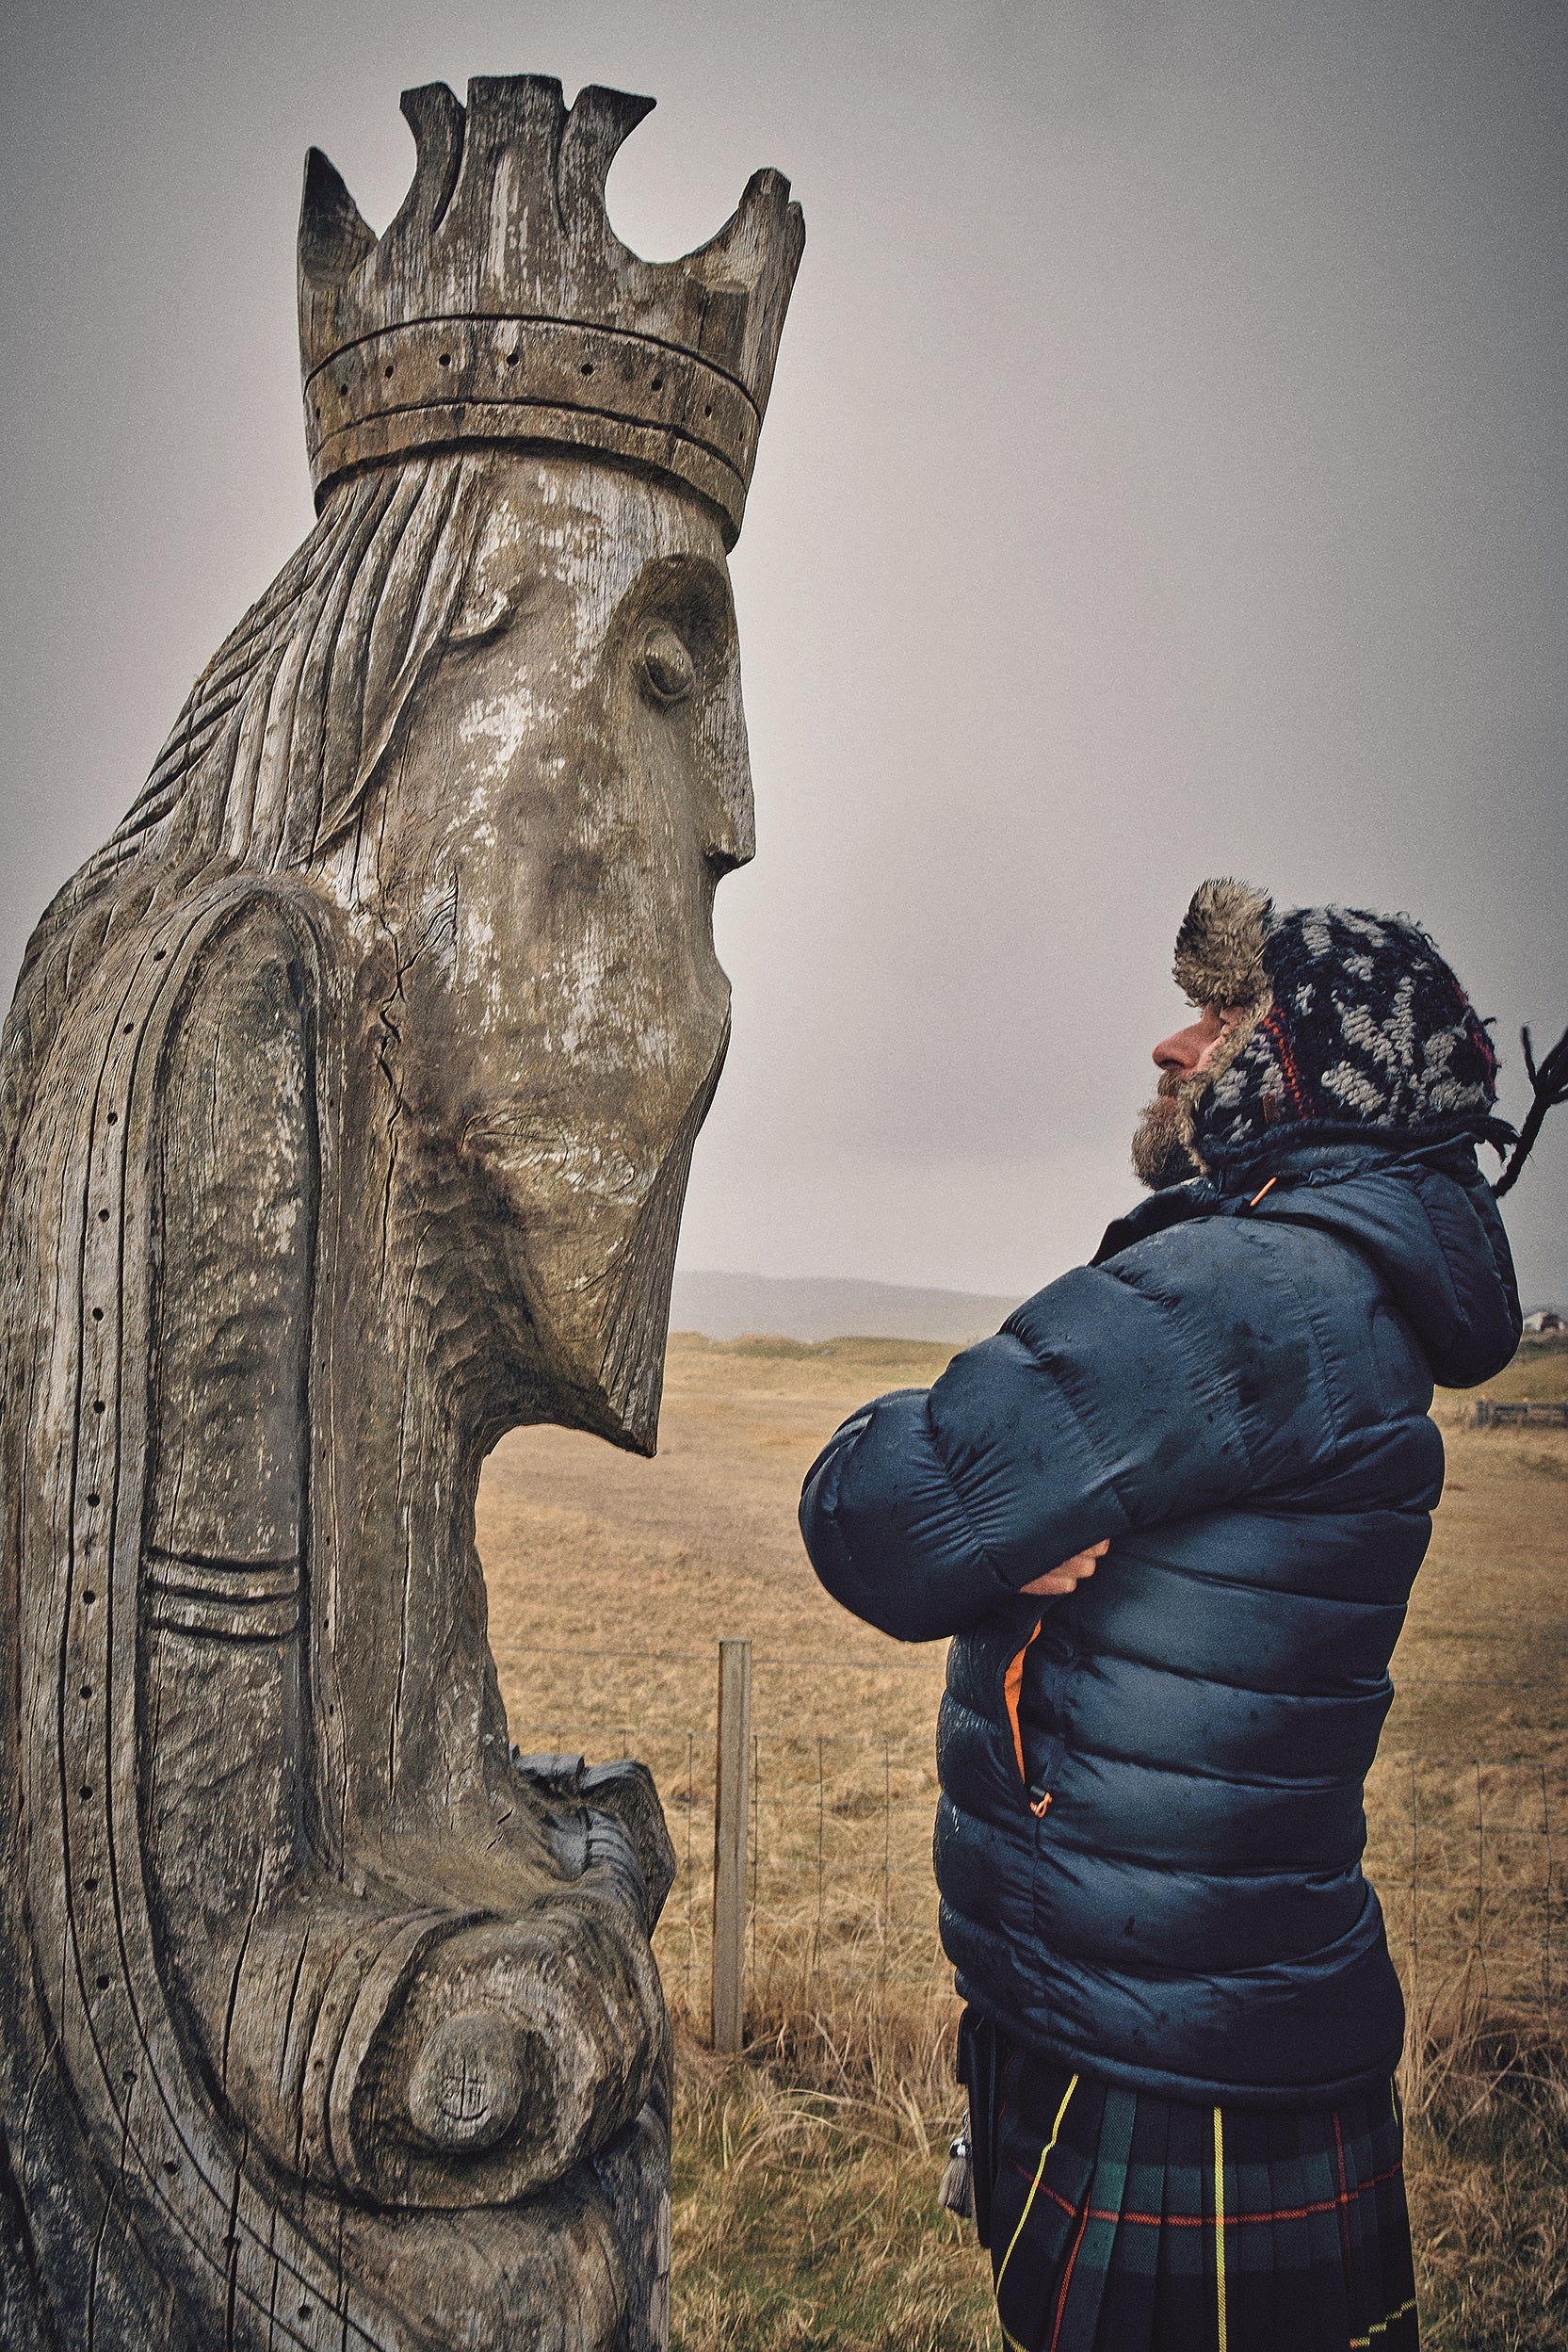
496 1642 1564 2036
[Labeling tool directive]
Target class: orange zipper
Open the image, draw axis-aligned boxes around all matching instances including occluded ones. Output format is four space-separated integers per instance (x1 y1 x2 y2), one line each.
1002 1620 1041 1778
1003 1621 1054 1816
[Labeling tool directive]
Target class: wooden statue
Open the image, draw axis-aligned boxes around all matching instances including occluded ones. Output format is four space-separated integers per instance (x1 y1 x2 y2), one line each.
0 76 801 2350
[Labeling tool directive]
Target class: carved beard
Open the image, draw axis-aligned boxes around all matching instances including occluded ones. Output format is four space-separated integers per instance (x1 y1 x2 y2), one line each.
1130 1067 1206 1191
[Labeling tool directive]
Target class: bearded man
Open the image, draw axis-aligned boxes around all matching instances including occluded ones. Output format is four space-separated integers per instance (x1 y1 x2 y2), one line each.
799 881 1547 2352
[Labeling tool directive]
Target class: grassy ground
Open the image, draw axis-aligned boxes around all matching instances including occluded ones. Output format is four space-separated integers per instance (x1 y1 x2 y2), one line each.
476 1331 1568 2349
662 2003 1568 2352
668 1989 995 2352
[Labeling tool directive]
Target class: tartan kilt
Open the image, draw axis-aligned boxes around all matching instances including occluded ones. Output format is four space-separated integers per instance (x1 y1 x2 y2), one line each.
959 2010 1418 2352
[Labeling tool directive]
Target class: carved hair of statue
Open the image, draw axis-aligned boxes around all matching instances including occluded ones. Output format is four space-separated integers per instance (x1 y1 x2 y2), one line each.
0 77 800 2352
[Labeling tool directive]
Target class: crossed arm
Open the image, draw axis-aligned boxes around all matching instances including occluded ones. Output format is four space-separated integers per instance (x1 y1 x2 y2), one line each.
799 1233 1329 1643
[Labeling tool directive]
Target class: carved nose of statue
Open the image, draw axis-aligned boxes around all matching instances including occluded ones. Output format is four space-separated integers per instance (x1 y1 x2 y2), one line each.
699 663 756 876
703 745 754 877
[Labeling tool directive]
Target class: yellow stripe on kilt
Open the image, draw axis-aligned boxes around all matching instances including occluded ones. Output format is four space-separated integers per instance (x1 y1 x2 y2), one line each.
1214 2106 1228 2352
1352 2296 1418 2346
995 2073 1079 2297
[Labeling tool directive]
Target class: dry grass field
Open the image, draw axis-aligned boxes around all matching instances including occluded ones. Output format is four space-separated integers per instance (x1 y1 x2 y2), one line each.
476 1331 1568 2351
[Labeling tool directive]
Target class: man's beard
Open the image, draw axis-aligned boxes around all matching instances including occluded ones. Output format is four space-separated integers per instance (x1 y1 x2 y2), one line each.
1130 1068 1206 1191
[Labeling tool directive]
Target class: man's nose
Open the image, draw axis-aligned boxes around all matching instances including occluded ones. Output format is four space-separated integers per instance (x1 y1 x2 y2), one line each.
1153 1026 1198 1073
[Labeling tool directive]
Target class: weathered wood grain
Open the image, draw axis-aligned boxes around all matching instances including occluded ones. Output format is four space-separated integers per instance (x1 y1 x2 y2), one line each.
0 71 800 2350
299 78 803 545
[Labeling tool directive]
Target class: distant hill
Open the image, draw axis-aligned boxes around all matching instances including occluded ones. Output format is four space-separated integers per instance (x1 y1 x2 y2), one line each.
670 1270 1020 1344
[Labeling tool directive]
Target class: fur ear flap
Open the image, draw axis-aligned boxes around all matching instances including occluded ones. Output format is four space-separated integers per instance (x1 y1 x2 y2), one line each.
1173 878 1272 1009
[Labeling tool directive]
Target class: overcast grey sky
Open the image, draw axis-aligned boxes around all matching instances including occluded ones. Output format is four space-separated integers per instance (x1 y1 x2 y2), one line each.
4 0 1564 1307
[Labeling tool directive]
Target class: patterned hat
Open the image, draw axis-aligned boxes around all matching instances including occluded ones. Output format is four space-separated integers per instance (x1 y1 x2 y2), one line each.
1172 880 1500 1171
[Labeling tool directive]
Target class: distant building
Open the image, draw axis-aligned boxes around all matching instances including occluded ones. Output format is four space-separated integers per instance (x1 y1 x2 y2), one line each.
1522 1307 1565 1335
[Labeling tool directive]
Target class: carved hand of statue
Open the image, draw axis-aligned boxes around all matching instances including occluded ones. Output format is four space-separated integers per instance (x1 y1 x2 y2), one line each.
341 1895 669 2209
514 1754 679 1933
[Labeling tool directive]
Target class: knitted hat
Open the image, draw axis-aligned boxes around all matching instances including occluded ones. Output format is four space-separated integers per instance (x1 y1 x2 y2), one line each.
1171 880 1500 1172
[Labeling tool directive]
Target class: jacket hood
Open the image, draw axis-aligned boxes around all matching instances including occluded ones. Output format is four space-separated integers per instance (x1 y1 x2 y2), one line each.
1097 1138 1521 1391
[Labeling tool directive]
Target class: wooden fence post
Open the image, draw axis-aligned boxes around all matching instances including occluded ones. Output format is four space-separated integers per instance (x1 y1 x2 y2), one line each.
711 1637 752 2052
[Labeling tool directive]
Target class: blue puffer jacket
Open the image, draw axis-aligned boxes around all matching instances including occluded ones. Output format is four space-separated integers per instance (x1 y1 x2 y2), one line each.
799 1140 1519 2106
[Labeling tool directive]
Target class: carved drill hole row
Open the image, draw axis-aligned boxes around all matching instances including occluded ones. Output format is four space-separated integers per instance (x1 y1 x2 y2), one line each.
67 968 167 2237
83 1038 109 1729
313 338 704 414
83 1007 115 1776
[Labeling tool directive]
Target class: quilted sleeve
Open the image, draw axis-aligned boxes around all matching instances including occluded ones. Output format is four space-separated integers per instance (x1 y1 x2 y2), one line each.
799 1225 1333 1642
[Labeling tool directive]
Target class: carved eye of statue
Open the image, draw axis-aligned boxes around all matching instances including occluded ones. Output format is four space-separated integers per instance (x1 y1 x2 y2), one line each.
448 582 514 646
639 624 695 706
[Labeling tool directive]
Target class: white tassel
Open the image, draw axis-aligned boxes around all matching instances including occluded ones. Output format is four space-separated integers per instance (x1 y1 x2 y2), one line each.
939 2130 974 2219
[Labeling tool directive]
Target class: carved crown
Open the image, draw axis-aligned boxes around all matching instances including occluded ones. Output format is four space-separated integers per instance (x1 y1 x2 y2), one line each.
299 76 805 546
